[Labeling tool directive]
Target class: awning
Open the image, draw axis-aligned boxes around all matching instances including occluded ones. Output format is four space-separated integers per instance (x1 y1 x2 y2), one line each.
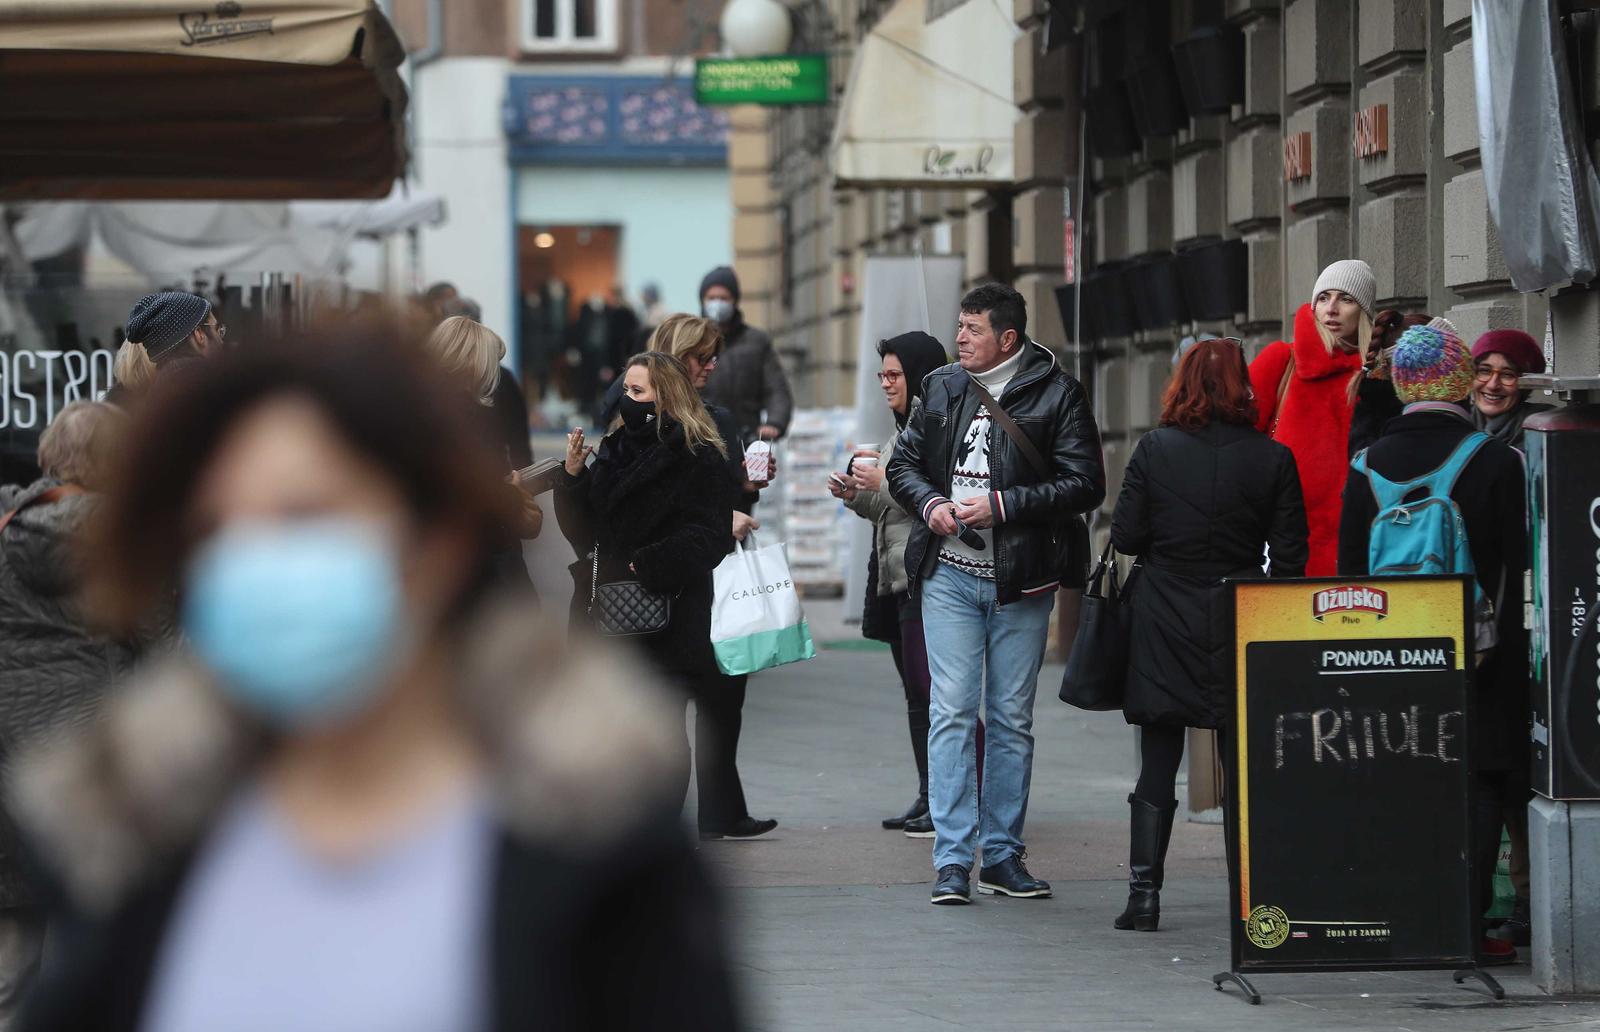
290 183 448 237
830 0 1020 189
0 0 408 201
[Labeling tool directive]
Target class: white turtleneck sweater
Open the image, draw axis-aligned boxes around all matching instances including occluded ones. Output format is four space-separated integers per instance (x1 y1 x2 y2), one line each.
935 347 1025 579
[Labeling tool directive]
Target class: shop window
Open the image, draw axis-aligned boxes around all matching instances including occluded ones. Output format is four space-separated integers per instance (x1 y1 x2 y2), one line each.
522 0 618 52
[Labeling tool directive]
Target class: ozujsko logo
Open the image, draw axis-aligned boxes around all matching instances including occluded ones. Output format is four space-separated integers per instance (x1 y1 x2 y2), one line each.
1312 586 1389 621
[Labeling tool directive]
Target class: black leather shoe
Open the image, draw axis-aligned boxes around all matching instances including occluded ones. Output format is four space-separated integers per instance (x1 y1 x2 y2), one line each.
903 812 935 838
882 795 928 830
977 853 1052 898
699 817 778 840
930 864 971 905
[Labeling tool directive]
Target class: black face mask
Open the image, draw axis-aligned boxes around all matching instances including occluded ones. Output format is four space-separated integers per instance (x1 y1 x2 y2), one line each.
618 395 657 431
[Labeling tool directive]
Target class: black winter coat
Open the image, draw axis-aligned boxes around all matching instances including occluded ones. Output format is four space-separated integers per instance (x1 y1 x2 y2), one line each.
887 340 1105 604
555 422 736 680
700 323 794 440
1112 422 1309 729
1337 406 1530 771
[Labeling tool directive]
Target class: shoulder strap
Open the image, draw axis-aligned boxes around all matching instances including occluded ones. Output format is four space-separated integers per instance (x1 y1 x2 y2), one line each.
967 374 1051 481
1270 353 1296 436
0 484 86 536
1433 431 1491 496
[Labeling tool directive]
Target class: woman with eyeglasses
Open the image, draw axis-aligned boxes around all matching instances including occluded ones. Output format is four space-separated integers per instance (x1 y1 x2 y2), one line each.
832 331 954 838
1468 330 1552 450
1111 338 1308 932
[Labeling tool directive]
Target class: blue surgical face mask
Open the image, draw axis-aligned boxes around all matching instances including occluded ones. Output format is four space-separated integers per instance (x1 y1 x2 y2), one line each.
181 518 408 728
703 298 735 325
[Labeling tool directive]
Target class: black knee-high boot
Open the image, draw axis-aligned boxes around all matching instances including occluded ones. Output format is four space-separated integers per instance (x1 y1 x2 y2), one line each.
909 698 930 799
1115 794 1178 931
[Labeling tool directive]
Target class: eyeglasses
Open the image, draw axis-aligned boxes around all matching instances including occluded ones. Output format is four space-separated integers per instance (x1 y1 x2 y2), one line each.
209 321 227 341
877 370 905 384
1474 365 1519 386
1217 336 1244 349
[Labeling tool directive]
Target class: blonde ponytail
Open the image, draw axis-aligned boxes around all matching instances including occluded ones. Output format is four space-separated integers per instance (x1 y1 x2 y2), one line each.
113 340 157 392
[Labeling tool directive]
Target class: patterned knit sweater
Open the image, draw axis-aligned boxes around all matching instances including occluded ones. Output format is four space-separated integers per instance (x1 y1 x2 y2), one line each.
936 349 1024 579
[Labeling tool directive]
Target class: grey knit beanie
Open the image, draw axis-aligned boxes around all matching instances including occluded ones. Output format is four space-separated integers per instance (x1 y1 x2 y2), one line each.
124 292 210 359
1311 259 1376 320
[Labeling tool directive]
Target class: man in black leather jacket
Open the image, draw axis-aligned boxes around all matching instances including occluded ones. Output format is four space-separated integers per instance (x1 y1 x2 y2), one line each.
887 283 1104 906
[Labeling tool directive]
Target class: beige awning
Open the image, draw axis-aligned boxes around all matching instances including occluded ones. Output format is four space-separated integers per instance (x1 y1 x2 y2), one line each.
0 1 408 200
830 0 1019 189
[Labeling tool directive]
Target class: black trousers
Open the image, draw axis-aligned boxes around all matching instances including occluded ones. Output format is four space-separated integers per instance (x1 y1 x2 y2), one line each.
694 672 750 832
1473 768 1531 920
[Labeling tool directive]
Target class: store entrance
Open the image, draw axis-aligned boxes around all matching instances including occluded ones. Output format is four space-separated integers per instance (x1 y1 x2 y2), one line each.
516 224 639 427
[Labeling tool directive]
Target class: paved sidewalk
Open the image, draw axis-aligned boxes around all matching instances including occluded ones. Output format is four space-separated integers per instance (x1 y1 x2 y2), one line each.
697 600 1600 1032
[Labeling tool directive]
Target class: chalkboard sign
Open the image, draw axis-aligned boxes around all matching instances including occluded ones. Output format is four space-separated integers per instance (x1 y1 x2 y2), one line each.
1215 576 1499 1003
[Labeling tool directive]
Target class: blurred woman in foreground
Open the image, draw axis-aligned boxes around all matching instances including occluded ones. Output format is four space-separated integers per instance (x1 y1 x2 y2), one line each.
9 327 738 1032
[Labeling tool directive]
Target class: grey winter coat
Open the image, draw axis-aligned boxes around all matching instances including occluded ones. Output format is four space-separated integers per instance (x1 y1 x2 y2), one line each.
701 323 794 440
0 479 135 907
843 426 913 597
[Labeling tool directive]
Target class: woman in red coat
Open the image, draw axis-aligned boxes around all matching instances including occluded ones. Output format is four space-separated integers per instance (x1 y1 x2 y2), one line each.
1249 259 1375 576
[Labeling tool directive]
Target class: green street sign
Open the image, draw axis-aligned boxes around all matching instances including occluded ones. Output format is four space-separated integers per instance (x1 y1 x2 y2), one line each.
694 55 828 106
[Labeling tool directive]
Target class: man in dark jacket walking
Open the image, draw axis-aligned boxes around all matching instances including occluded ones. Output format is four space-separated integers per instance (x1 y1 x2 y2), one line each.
1337 323 1529 965
698 266 793 444
887 283 1105 905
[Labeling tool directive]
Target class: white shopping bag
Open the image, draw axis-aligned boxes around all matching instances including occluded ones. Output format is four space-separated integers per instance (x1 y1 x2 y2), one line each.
710 534 816 675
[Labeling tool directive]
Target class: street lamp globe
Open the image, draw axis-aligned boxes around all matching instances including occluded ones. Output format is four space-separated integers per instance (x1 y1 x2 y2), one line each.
720 0 792 57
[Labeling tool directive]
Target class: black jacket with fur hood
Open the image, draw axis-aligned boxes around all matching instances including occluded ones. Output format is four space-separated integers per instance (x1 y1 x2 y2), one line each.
7 604 739 1032
555 419 736 680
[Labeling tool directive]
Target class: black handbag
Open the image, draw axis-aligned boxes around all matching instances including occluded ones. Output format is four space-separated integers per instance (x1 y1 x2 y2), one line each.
1058 542 1134 711
588 548 671 637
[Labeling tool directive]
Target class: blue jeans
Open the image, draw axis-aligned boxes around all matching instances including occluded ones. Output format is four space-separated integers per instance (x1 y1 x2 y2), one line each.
920 562 1054 873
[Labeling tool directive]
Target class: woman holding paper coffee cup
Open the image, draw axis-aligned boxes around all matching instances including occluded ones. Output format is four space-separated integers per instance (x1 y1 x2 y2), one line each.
555 353 775 835
620 315 780 838
835 330 977 837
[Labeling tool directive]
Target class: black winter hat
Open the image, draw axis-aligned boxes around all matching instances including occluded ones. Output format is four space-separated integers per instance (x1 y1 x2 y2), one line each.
125 292 210 357
699 266 741 304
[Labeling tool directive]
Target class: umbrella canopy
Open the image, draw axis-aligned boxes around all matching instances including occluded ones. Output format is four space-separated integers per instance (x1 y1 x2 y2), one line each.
0 0 408 201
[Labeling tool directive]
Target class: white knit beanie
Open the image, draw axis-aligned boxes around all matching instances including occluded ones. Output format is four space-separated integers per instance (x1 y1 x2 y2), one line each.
1311 259 1376 320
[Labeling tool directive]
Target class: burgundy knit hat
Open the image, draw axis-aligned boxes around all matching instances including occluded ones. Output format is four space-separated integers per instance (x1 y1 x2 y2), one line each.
1471 329 1545 375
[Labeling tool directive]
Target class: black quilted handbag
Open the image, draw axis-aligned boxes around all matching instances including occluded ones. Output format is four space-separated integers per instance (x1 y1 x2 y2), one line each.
588 548 671 637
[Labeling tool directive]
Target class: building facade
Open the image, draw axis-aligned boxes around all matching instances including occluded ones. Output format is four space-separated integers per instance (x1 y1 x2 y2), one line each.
736 0 1543 527
391 0 733 388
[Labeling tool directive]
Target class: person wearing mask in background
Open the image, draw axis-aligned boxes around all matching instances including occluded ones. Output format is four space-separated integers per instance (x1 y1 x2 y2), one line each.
555 353 752 832
1109 339 1308 933
106 291 224 407
833 331 955 839
1470 329 1552 451
889 284 1105 906
1337 323 1529 966
0 402 133 1027
1249 259 1375 576
9 330 738 1031
606 315 778 839
1348 310 1430 458
699 266 793 446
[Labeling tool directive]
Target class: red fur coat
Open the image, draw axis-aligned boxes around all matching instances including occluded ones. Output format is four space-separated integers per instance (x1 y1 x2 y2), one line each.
1249 304 1362 576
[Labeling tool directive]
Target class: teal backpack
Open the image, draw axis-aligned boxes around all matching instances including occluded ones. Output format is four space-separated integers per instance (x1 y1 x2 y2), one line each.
1350 431 1498 651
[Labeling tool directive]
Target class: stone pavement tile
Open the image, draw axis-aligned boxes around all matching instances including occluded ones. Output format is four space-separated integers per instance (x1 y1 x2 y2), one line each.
711 600 1600 1031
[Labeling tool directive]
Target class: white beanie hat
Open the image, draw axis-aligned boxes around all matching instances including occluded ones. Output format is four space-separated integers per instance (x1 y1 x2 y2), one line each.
1311 259 1376 320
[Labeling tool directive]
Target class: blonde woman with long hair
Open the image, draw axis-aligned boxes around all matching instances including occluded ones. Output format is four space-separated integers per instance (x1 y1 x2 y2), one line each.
424 315 505 406
554 352 746 822
635 316 780 840
1248 259 1376 575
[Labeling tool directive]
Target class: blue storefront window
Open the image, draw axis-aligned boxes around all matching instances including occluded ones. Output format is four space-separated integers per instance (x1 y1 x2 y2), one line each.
504 75 729 166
